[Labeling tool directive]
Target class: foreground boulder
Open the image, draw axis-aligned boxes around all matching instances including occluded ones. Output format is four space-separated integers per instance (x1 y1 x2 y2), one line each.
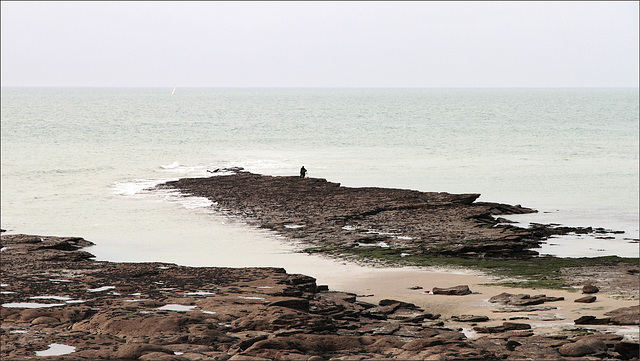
614 341 640 360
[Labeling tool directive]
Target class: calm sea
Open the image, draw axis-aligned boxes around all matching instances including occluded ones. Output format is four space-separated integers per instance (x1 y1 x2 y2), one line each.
1 88 638 276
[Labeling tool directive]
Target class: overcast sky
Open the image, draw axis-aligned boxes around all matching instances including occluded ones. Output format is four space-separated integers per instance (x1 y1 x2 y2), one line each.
1 1 638 88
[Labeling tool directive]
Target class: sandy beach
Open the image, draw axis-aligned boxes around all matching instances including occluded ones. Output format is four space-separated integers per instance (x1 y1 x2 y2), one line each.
320 265 639 340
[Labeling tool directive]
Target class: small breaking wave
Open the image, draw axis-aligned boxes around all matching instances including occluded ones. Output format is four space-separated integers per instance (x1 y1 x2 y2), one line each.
160 161 180 169
111 163 231 212
112 178 215 211
173 196 215 210
159 162 231 176
111 162 272 215
112 178 177 196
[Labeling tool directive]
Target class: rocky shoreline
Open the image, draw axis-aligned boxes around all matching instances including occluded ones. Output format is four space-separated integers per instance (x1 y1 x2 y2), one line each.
3 171 639 360
2 233 639 360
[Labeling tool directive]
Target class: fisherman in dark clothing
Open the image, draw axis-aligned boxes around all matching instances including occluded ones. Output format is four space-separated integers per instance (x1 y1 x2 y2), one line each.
300 166 307 178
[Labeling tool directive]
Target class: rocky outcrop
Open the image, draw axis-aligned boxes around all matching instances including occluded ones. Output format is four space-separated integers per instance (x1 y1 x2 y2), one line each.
159 172 628 261
159 172 543 259
3 233 635 360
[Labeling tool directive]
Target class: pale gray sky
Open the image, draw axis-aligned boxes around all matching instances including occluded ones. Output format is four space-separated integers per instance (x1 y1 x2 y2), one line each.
1 1 638 88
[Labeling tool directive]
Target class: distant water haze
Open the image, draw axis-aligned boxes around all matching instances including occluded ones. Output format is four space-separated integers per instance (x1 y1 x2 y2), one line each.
1 88 638 275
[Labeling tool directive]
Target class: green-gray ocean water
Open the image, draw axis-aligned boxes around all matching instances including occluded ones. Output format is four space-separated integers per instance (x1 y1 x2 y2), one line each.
2 88 638 269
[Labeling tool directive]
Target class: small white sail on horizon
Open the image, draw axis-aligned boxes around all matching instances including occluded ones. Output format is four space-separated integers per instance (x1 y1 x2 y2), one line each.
171 85 176 95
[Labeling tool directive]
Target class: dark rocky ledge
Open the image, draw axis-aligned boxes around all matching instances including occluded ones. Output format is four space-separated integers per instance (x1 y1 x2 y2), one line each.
2 234 638 360
161 171 548 259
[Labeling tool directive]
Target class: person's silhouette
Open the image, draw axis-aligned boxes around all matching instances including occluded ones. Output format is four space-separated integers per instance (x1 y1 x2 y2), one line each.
300 166 307 178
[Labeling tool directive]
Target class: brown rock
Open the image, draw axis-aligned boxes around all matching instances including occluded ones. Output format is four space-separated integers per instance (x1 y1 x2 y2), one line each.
604 305 640 325
574 295 596 303
388 310 438 323
229 355 272 361
474 322 531 333
488 292 563 306
30 316 59 325
361 303 401 319
268 298 310 311
452 315 489 323
582 284 599 294
238 335 269 351
558 337 607 357
358 323 400 336
574 315 611 325
114 343 173 359
488 292 517 303
432 285 471 296
139 352 189 361
506 340 521 351
614 341 640 360
378 299 421 309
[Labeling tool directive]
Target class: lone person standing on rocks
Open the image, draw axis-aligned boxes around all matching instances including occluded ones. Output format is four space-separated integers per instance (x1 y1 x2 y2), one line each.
300 166 307 178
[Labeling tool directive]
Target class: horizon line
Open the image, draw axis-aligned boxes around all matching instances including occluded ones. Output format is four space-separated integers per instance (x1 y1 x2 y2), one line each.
2 85 639 90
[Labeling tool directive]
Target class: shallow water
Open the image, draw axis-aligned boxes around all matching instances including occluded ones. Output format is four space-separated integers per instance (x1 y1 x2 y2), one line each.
35 343 76 357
